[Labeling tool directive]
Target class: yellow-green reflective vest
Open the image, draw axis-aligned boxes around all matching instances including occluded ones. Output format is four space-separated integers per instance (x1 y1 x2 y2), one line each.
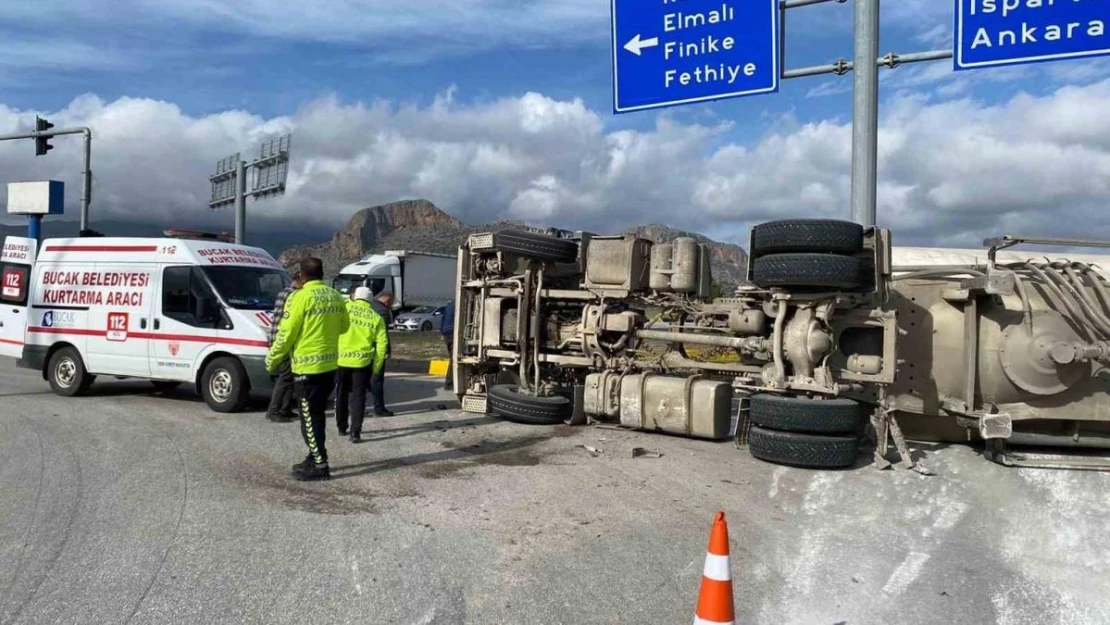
337 299 389 372
266 280 350 374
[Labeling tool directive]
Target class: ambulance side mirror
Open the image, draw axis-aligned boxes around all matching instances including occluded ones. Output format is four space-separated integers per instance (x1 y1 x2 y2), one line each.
195 296 218 325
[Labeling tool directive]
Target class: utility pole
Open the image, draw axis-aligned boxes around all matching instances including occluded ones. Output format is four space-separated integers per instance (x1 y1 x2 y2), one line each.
0 118 94 232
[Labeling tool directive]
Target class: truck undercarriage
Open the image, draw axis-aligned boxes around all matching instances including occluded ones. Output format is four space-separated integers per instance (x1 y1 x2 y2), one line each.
451 220 1110 472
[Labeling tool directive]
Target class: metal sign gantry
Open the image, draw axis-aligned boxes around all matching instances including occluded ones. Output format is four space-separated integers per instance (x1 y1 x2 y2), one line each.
610 0 1110 229
208 134 292 245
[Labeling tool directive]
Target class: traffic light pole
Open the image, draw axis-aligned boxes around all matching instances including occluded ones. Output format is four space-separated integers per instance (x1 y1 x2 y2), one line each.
0 126 93 231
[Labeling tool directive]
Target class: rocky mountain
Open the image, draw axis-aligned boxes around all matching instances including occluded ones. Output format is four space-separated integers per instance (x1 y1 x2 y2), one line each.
279 199 750 289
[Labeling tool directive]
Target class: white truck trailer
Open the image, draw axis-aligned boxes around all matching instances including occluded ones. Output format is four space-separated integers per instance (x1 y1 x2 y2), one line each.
331 250 457 314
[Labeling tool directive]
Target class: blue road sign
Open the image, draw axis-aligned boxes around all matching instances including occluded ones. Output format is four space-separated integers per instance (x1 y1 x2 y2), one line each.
955 0 1110 71
611 0 780 114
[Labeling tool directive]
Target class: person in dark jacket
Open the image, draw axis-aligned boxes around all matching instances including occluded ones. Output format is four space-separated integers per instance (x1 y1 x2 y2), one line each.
265 272 303 422
369 290 394 416
440 300 455 390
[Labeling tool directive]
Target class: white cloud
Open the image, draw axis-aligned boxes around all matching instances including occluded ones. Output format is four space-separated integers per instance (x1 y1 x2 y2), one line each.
7 0 610 64
3 80 1110 250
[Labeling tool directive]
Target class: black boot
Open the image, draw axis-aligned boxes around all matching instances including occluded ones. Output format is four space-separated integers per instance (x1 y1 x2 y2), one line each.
292 454 314 471
349 431 361 443
293 462 330 481
374 408 394 417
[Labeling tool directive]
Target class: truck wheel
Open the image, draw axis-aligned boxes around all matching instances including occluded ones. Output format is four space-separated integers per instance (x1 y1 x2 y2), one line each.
752 253 861 289
485 230 579 264
488 384 571 425
750 219 864 256
47 347 93 397
201 357 250 413
747 426 859 469
748 394 865 435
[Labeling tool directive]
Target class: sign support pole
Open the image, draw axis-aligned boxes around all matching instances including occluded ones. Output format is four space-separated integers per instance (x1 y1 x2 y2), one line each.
850 0 880 228
234 158 247 245
81 130 92 232
27 215 42 243
209 134 291 245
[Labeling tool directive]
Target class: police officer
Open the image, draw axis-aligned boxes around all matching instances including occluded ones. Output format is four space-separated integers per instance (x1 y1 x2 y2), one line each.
335 286 389 443
266 257 349 481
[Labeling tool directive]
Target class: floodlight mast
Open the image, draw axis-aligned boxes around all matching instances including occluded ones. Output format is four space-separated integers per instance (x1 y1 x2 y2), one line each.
208 134 292 245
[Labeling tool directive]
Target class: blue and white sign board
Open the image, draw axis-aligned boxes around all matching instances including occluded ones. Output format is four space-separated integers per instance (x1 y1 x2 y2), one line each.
955 0 1110 70
6 181 64 215
611 0 780 113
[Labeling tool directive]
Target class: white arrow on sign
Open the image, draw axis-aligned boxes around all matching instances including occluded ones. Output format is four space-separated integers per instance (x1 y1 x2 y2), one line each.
624 34 659 56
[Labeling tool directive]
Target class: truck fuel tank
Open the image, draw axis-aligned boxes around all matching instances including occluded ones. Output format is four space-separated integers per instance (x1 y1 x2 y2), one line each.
584 371 733 440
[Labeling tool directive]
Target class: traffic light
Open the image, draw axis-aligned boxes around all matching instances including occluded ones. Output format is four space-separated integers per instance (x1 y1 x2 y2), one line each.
35 116 54 156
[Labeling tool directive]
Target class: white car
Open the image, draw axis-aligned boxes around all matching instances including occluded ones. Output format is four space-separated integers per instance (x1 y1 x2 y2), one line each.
392 304 448 332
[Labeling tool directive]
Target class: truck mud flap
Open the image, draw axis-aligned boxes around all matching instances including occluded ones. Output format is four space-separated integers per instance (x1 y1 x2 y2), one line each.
470 230 579 264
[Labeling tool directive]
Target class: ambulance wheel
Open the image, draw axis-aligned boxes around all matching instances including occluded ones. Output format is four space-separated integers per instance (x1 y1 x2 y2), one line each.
48 346 93 397
201 357 250 413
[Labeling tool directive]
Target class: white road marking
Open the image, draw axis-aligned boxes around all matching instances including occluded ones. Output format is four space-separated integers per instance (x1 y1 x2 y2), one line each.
882 551 931 595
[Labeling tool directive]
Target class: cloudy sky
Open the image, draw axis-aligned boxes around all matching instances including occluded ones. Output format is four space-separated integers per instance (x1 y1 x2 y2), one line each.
1 0 1109 248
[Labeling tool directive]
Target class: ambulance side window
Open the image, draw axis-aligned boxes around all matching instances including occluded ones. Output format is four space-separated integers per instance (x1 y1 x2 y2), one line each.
162 266 220 328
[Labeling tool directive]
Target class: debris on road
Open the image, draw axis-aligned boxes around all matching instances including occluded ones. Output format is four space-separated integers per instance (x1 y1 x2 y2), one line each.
632 447 663 459
577 444 603 457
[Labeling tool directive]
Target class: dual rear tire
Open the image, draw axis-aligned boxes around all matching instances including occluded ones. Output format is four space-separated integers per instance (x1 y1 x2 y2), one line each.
745 393 866 469
749 219 866 290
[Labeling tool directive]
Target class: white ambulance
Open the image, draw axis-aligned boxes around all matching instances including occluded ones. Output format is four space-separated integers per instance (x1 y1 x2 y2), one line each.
0 234 291 412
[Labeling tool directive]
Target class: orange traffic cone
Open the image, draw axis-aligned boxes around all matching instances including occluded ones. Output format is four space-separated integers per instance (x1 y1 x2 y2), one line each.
694 511 735 625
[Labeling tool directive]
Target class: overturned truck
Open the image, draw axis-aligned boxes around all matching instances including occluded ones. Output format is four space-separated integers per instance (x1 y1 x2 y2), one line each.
450 220 1110 471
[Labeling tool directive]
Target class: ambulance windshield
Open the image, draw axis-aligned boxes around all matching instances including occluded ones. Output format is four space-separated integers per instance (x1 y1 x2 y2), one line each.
202 266 290 311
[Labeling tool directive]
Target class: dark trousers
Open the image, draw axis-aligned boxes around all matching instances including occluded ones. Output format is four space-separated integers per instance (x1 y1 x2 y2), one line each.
334 365 372 434
294 370 336 465
267 359 295 418
370 359 388 412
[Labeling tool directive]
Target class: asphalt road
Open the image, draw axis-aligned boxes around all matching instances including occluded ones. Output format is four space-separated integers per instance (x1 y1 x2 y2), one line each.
1 359 1108 625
